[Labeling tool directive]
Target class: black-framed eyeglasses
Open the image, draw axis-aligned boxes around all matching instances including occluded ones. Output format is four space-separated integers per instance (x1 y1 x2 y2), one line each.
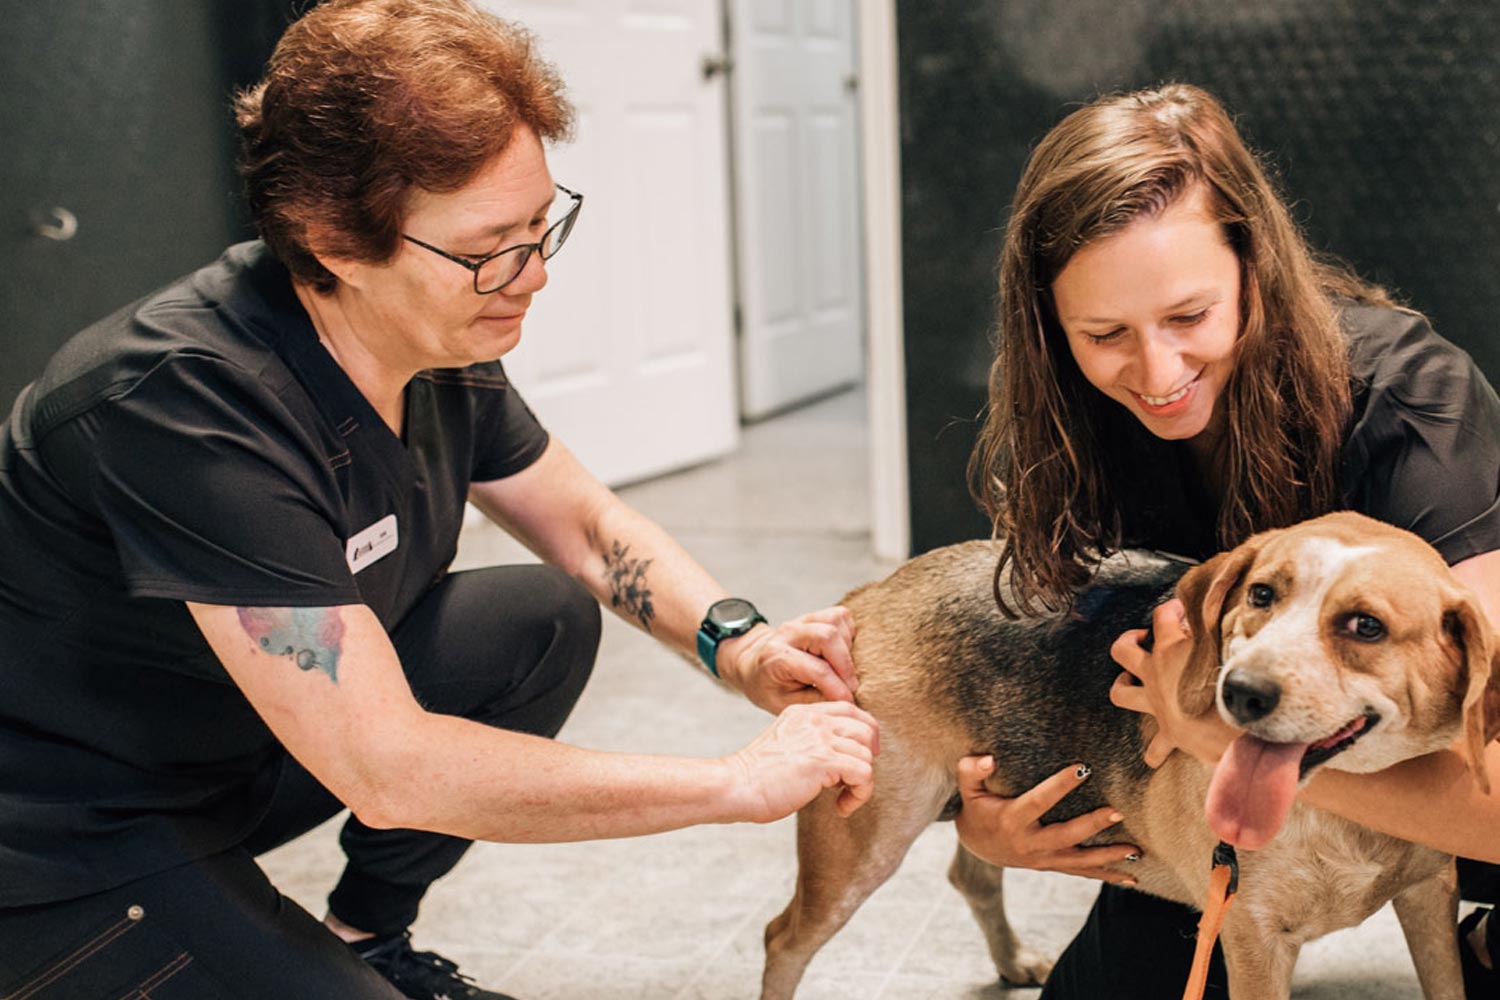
402 183 583 294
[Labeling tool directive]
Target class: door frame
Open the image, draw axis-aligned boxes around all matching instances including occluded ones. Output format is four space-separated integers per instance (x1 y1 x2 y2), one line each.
856 0 909 561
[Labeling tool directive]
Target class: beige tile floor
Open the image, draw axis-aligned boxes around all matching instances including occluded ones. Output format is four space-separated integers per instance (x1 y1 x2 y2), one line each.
260 388 1453 998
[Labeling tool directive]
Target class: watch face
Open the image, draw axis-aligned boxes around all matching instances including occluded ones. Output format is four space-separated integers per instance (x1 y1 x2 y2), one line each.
709 597 759 629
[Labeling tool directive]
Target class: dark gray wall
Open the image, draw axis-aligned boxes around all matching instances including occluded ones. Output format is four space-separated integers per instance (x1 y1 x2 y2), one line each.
1 3 291 413
897 0 1500 554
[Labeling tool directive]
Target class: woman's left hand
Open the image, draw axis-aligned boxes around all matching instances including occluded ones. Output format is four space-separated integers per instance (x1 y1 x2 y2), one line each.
719 606 858 713
1109 598 1235 768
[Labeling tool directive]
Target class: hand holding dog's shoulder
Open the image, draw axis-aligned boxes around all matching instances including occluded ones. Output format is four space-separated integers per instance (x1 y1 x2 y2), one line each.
1110 600 1235 768
1110 599 1191 769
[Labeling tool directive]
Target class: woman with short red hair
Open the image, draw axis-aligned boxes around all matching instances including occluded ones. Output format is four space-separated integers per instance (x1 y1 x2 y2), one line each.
0 3 876 998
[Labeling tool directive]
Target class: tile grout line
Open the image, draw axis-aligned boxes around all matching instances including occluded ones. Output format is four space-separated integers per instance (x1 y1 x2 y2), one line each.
497 873 619 983
869 884 947 999
671 878 788 1000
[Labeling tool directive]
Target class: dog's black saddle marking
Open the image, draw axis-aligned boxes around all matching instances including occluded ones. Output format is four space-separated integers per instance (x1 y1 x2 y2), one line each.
930 548 1192 828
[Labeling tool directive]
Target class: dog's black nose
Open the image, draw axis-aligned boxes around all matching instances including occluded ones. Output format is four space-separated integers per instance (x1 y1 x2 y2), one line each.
1221 669 1281 724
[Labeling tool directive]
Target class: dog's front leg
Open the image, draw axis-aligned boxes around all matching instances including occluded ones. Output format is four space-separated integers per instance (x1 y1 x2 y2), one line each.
1391 863 1464 1000
1219 906 1299 1000
946 842 1053 986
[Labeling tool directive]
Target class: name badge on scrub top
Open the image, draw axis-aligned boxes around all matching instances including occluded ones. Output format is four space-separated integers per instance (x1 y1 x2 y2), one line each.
345 514 399 573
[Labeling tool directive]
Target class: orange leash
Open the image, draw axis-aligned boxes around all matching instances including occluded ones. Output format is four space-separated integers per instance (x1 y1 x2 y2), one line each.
1181 842 1239 1000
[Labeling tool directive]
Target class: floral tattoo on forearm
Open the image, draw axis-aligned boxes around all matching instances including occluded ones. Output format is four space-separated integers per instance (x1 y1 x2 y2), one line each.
602 540 655 632
236 606 345 683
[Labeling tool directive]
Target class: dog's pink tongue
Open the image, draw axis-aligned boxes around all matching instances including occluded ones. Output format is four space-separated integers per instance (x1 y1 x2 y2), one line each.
1205 734 1309 850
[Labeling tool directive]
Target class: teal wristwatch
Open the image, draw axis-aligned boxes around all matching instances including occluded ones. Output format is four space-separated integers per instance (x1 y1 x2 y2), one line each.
696 598 767 677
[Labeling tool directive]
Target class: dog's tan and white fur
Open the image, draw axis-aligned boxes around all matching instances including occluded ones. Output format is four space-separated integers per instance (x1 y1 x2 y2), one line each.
761 513 1499 999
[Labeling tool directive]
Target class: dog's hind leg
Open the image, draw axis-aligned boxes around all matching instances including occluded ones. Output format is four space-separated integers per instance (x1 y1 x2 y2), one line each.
761 760 946 1000
946 843 1053 987
1391 864 1463 1000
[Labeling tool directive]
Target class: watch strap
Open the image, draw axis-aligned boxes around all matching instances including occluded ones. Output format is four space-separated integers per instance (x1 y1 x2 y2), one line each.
696 627 721 677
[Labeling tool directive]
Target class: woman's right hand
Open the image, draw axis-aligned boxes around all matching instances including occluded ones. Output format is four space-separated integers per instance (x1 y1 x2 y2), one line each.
1109 598 1237 768
953 755 1141 884
724 701 879 823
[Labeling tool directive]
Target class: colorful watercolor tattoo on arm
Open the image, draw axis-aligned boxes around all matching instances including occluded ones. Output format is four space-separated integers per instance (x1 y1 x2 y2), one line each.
235 606 346 683
602 539 655 632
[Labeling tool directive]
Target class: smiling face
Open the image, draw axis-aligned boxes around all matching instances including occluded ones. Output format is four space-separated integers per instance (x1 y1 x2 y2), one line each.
1176 512 1496 850
327 125 559 373
1050 185 1242 447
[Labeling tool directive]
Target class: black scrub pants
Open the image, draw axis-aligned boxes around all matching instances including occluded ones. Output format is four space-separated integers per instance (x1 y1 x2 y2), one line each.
0 564 600 1000
1040 862 1500 998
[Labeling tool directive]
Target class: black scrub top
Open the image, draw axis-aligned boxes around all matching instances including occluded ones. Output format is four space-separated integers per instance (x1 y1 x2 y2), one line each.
0 242 549 906
1122 303 1500 566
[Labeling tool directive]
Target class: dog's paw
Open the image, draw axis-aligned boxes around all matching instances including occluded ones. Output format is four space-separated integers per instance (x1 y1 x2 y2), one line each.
997 946 1053 988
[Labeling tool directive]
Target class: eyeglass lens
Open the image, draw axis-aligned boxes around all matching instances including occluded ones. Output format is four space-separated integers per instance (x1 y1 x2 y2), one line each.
475 196 580 293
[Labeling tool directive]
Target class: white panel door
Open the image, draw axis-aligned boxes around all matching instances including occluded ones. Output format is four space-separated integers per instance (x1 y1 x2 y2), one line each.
479 0 738 485
730 0 864 419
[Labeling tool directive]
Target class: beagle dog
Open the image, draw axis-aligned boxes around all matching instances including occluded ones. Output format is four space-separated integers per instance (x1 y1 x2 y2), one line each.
760 512 1499 999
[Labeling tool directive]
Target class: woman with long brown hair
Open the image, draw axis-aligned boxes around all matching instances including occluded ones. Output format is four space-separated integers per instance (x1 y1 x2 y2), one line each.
954 83 1500 997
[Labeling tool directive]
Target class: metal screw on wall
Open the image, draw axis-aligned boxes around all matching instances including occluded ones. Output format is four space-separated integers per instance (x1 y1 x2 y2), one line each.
32 207 78 242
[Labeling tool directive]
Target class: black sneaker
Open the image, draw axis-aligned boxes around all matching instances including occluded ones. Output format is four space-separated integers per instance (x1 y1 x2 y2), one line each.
1460 907 1499 999
353 930 518 1000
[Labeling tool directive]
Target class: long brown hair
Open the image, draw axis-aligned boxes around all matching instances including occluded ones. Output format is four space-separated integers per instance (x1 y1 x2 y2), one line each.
969 83 1390 615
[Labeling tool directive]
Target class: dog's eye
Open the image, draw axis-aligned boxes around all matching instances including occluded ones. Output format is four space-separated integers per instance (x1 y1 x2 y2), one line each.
1344 613 1387 642
1247 583 1275 608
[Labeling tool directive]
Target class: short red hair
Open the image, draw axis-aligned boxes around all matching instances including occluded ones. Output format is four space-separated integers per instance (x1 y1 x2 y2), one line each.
234 0 574 292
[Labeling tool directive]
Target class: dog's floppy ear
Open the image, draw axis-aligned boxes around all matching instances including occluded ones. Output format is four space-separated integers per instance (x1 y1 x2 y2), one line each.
1174 539 1262 717
1443 590 1500 795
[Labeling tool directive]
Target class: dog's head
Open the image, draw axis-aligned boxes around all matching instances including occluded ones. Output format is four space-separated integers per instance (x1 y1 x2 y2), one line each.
1175 511 1500 849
